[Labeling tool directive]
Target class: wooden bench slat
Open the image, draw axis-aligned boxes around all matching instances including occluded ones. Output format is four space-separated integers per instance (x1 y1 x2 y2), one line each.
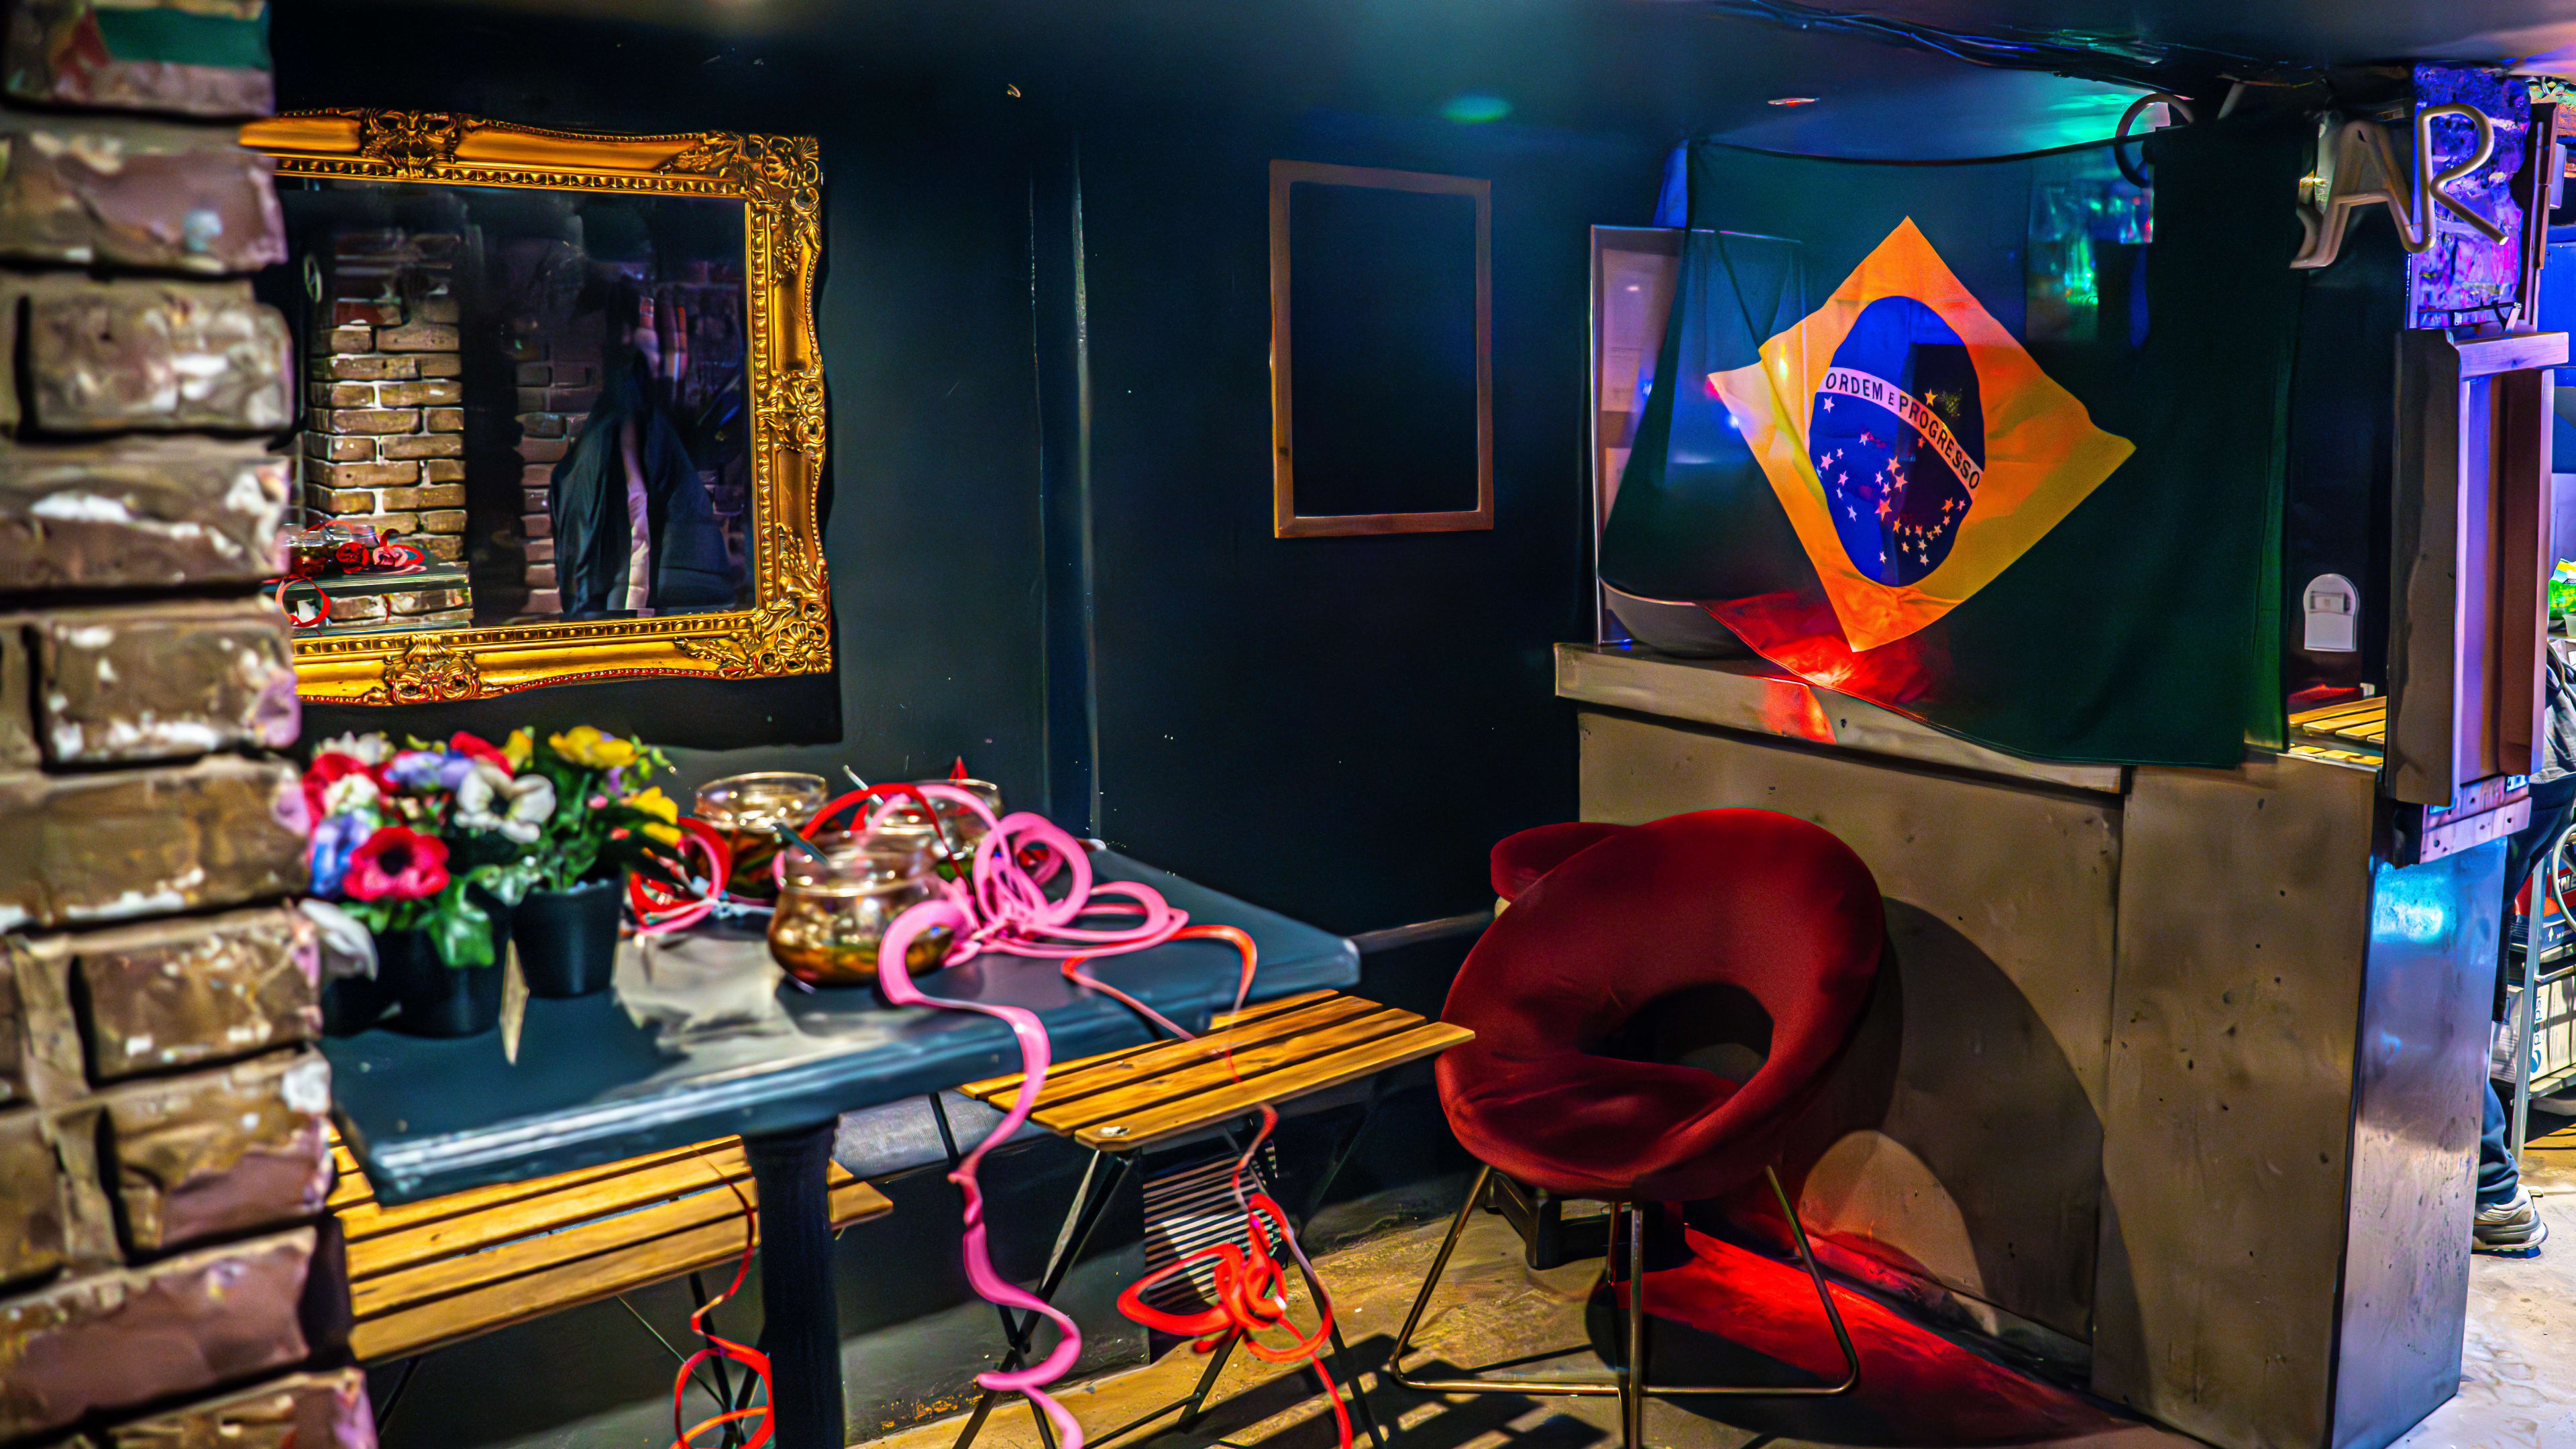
334 1140 755 1242
1014 997 1391 1110
958 994 1365 1100
1030 1007 1428 1132
351 1165 888 1322
350 1176 890 1362
2288 698 2383 728
1072 1022 1474 1150
328 1159 368 1212
1210 989 1342 1030
961 994 1381 1105
343 1146 789 1275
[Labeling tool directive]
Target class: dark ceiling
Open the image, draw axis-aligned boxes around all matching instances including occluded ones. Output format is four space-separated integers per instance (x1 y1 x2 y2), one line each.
301 0 2576 162
1734 0 2576 74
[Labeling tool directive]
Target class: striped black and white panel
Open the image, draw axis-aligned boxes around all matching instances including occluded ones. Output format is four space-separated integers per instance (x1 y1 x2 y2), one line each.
1138 1143 1287 1318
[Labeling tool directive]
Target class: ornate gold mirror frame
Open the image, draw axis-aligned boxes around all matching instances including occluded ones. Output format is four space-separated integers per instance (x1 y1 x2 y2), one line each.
238 111 829 704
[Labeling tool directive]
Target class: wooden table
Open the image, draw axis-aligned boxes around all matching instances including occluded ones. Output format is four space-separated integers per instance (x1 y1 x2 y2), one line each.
320 852 1360 1449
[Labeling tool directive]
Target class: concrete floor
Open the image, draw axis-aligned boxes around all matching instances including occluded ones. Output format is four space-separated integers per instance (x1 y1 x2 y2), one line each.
858 1205 2182 1449
860 1116 2576 1449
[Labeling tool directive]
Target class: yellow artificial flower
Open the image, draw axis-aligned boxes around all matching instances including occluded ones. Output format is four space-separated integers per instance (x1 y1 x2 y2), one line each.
502 728 533 769
625 786 682 845
549 724 639 769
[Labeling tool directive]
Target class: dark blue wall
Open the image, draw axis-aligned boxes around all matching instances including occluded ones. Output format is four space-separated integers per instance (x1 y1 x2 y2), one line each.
277 0 1702 934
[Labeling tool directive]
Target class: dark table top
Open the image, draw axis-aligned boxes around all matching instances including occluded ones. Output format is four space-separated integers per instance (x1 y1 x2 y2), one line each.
325 853 1359 1203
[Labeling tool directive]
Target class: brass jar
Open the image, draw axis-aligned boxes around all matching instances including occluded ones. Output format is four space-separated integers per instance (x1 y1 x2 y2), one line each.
766 820 953 987
694 772 829 900
885 778 1005 875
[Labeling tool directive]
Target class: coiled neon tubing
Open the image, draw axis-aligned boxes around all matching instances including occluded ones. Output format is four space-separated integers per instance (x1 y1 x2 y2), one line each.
863 785 1193 1449
641 784 1344 1448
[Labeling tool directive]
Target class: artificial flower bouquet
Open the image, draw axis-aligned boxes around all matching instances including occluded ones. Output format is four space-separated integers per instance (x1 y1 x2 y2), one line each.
513 724 684 891
303 725 680 968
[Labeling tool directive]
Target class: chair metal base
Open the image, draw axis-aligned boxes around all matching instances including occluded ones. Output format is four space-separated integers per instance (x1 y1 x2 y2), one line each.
1386 1163 1860 1449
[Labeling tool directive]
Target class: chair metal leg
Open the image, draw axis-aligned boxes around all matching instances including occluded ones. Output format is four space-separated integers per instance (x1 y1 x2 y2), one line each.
1388 1161 1864 1416
1388 1164 1617 1399
1621 1201 1646 1449
1652 1168 1860 1399
1085 1331 1240 1449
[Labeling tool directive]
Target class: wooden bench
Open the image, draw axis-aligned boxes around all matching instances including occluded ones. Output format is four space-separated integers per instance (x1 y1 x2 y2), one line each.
331 1134 894 1362
951 990 1474 1449
958 989 1474 1150
2288 695 2386 766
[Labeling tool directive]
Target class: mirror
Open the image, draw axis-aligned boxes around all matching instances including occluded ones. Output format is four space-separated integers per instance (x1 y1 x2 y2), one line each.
239 112 829 704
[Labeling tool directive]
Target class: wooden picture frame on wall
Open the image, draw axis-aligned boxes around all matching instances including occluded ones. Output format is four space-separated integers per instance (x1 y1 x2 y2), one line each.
1269 160 1492 538
238 111 829 704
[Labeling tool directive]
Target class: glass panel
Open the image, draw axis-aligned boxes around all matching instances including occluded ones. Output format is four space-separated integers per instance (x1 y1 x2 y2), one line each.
268 182 751 635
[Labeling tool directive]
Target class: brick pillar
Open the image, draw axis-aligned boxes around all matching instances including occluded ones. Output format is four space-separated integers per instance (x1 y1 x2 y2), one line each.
301 230 472 628
0 5 366 1449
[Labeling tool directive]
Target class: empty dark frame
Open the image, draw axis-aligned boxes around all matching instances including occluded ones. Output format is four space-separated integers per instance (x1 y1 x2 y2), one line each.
1269 160 1493 537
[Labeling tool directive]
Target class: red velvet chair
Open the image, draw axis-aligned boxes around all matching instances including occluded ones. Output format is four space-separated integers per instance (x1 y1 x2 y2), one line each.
1391 810 1882 1446
1488 820 1629 904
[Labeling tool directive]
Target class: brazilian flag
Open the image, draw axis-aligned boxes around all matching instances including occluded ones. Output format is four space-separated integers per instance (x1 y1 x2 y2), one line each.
1601 117 2308 767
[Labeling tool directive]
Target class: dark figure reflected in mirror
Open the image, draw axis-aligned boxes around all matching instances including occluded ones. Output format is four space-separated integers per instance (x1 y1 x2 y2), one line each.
551 279 740 618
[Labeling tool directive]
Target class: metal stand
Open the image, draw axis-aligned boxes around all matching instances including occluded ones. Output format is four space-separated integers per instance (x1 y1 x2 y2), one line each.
945 1093 1392 1449
1387 1163 1860 1449
742 1121 845 1449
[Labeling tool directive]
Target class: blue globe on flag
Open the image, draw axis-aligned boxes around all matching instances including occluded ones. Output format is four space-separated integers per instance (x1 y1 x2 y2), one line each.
1709 219 2132 651
1808 296 1984 587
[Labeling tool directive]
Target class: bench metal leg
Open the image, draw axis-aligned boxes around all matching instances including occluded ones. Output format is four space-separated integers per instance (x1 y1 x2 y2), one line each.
743 1122 845 1449
1081 1328 1240 1449
1290 1247 1387 1449
374 1353 427 1434
949 1150 1133 1449
1289 1091 1391 1449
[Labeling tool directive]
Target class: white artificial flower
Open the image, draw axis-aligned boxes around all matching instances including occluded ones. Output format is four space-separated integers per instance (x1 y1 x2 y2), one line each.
502 775 557 843
453 762 505 830
296 899 376 981
457 763 557 844
316 731 392 764
321 773 379 814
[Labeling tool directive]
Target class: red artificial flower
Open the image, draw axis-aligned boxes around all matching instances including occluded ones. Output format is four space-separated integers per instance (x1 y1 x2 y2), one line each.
302 751 381 825
343 826 451 902
449 731 511 771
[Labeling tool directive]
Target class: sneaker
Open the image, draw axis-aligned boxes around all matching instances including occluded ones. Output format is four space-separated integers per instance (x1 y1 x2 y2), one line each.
2475 1187 2551 1252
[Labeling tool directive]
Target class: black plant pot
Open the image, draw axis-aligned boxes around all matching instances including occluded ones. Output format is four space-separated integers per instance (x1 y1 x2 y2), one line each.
514 874 625 998
319 973 388 1037
377 889 515 1038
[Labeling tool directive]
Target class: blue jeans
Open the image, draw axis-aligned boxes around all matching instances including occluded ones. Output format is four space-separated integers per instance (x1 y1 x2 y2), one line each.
2481 776 2576 1209
2481 1079 2516 1210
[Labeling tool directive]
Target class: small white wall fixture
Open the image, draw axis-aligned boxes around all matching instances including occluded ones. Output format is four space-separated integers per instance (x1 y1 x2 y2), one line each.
2304 573 2359 653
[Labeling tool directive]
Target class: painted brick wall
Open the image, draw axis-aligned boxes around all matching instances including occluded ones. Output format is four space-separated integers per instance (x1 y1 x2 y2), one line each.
0 5 368 1448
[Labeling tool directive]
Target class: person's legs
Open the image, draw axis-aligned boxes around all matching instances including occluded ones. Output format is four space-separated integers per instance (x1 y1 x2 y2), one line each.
2476 1079 2549 1251
2479 1078 2517 1209
2474 780 2574 1254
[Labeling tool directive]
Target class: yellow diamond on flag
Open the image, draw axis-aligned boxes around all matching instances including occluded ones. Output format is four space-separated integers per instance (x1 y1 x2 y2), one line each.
1709 219 2134 653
